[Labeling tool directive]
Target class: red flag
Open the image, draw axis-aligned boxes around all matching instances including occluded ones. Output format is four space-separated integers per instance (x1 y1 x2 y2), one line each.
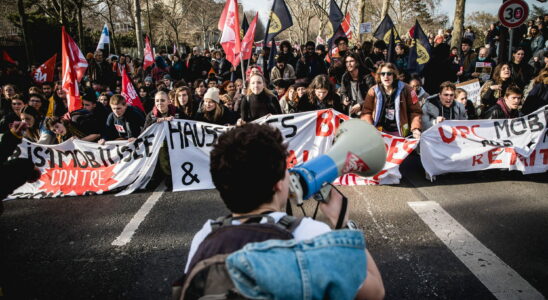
61 27 88 112
143 36 154 70
2 50 17 64
32 54 57 84
325 47 339 64
220 0 241 67
408 25 416 39
342 12 352 40
218 2 229 31
121 68 144 112
241 13 258 61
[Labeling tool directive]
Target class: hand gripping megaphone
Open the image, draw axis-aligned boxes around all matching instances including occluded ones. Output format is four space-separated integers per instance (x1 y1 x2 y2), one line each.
288 119 387 205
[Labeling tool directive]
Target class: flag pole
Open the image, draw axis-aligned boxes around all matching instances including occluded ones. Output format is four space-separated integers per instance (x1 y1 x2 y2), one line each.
239 53 246 90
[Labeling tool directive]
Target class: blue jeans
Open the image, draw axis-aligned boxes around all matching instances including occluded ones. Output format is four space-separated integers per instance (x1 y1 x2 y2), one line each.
226 230 367 300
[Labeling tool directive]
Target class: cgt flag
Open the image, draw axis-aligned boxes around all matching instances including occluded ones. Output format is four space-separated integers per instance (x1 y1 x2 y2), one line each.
121 68 145 112
241 13 258 61
61 27 88 112
263 0 293 45
143 36 154 70
407 20 431 73
373 15 401 45
32 54 57 84
220 0 241 67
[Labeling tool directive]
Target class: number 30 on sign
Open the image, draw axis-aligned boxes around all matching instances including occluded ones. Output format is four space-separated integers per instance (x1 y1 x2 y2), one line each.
498 0 529 28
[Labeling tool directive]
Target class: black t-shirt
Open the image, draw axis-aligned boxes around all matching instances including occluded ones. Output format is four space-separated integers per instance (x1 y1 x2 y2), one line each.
379 87 398 132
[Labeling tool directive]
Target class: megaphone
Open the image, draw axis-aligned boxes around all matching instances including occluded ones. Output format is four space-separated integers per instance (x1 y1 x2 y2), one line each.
288 119 387 205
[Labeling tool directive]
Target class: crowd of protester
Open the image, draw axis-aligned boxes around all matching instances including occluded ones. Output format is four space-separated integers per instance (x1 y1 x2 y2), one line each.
0 14 547 183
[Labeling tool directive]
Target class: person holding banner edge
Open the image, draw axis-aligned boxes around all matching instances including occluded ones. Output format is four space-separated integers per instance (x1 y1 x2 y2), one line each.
421 81 468 131
361 62 422 139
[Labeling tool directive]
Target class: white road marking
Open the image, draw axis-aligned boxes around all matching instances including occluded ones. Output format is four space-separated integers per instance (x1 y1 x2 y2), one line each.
408 201 544 300
112 184 165 246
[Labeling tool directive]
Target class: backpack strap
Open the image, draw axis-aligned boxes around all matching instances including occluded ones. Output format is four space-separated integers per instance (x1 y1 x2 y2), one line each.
276 215 303 233
210 213 277 231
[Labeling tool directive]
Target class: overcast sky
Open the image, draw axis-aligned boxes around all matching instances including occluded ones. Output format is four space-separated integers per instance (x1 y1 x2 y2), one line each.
239 0 543 25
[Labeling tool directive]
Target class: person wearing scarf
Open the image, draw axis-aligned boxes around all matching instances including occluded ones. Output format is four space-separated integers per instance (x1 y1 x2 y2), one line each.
361 63 422 138
483 85 523 119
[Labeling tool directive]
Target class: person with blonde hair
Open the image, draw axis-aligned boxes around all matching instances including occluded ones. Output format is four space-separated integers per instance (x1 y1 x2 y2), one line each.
239 73 281 123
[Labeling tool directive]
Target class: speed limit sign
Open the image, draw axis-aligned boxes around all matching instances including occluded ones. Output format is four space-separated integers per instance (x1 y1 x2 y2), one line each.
498 0 529 28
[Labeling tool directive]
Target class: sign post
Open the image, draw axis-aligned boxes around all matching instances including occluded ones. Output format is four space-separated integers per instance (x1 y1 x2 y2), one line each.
498 0 529 61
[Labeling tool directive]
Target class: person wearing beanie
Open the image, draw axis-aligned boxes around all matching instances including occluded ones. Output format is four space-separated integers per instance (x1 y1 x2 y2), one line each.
195 87 237 125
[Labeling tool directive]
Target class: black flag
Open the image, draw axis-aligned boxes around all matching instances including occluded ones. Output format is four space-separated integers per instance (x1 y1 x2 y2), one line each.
263 0 293 45
268 37 278 72
407 20 431 73
326 0 346 56
387 27 396 63
241 14 249 39
373 15 401 45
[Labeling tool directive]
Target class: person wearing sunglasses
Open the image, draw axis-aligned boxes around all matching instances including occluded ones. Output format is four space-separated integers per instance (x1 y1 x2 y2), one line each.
421 81 468 131
360 62 422 138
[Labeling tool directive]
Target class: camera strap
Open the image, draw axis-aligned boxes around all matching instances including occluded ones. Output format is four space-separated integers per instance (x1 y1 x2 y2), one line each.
335 195 348 229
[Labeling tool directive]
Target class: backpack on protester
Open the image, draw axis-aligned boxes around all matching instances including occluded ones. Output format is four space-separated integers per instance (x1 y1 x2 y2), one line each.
172 213 302 300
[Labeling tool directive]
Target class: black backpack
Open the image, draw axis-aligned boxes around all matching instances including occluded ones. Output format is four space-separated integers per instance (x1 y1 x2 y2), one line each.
173 214 303 300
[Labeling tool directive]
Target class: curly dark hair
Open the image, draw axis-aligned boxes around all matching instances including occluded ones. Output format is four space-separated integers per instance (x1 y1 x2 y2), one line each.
210 123 288 213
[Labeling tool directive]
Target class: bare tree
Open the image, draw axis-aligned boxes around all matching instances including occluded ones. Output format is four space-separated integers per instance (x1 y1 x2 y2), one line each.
189 0 222 49
134 0 144 57
380 0 390 19
67 0 85 48
17 0 32 64
451 0 465 49
359 0 367 42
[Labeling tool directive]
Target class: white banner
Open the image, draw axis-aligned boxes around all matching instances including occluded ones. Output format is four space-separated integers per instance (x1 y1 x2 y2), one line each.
421 105 548 177
168 110 416 192
8 124 165 199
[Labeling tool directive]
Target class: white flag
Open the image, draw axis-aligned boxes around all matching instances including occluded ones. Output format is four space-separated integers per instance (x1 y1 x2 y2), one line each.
96 24 110 51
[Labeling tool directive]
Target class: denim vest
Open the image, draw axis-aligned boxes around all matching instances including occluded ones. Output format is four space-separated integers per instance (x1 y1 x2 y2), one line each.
226 230 367 300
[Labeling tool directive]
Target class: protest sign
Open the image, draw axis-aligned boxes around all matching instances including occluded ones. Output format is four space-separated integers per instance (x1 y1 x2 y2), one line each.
360 22 372 34
8 124 165 199
474 62 493 82
456 79 481 105
420 105 548 177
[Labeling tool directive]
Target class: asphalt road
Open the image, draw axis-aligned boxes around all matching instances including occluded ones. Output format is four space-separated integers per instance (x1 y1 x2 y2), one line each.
1 155 547 299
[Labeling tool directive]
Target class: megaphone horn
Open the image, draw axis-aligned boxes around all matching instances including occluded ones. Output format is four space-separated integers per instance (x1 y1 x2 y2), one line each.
288 119 387 205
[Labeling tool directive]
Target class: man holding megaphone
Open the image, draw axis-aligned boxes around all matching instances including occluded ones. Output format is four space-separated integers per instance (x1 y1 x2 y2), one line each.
181 123 386 299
